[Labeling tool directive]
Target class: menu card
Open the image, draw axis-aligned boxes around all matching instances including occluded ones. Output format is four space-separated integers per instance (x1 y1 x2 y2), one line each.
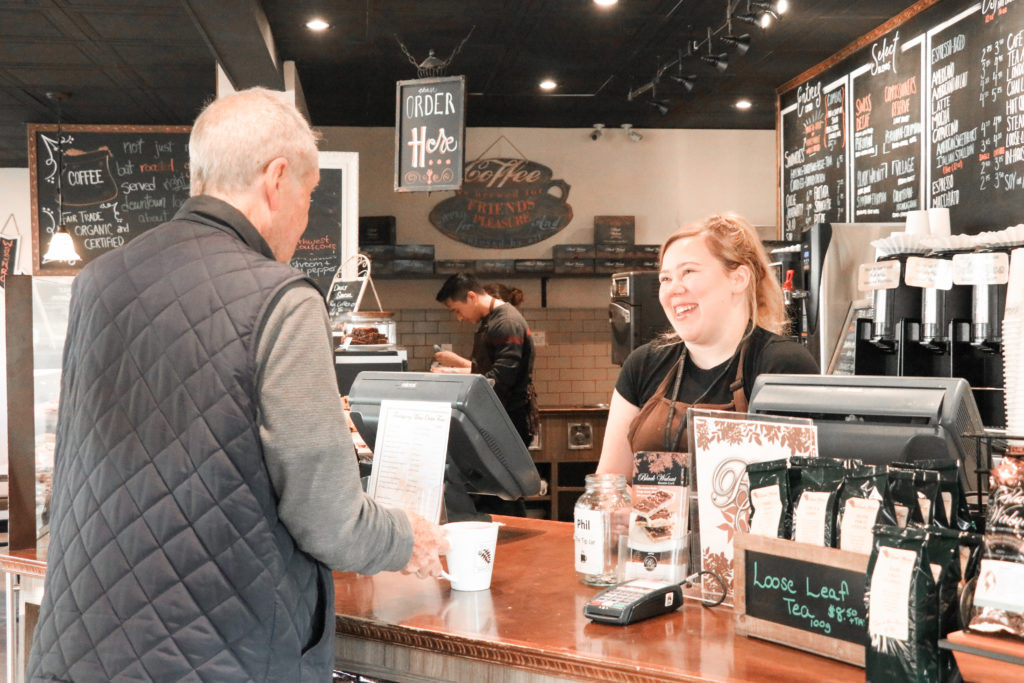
366 399 451 522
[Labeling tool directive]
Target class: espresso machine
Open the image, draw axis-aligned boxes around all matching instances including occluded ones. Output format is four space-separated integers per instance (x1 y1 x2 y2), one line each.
609 271 671 365
798 222 902 370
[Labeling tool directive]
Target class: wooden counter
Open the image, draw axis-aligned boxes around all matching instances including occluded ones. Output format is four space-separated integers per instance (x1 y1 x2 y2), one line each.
332 516 864 682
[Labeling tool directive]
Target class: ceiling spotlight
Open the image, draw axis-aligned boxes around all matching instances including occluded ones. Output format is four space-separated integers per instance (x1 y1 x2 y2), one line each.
736 99 753 110
539 79 557 90
594 0 618 5
775 0 789 14
721 33 751 55
648 98 671 116
700 52 729 72
590 123 605 141
750 3 780 27
621 124 643 142
305 18 330 31
669 72 696 92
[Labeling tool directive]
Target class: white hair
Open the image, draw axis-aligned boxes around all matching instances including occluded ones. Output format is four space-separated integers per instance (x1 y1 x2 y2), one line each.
189 87 320 196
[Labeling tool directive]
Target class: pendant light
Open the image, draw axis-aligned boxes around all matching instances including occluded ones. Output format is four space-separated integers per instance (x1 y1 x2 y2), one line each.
42 91 81 264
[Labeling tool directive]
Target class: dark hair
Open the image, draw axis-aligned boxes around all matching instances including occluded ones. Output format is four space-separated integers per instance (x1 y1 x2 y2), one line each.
484 282 524 307
435 272 485 303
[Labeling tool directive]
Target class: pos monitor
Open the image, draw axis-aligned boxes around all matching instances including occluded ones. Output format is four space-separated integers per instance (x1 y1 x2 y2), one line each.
748 374 987 499
347 371 542 521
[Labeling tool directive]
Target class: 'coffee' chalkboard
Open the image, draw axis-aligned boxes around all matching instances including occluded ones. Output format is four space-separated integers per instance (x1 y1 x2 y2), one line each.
394 75 465 192
29 124 191 275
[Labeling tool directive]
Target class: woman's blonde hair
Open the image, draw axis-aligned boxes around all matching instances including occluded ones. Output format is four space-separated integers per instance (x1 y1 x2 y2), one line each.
659 214 787 335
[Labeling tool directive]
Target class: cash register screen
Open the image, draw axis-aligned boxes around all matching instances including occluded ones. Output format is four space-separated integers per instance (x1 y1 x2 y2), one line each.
748 374 986 497
347 371 542 501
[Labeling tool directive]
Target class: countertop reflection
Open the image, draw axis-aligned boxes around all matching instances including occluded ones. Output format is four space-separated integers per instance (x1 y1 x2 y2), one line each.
332 517 862 682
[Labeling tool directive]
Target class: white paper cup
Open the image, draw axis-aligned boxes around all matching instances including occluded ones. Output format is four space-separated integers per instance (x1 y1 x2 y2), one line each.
905 209 930 236
441 521 502 591
927 208 951 237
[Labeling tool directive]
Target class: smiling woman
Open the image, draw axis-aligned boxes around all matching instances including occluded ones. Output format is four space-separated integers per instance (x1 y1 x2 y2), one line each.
595 214 819 480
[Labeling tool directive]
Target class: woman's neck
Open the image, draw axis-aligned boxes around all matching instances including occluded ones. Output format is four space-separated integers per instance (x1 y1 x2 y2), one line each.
686 316 752 369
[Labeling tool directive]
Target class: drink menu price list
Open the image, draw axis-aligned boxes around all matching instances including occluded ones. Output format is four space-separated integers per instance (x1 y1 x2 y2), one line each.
929 2 1024 228
781 79 848 240
851 32 924 222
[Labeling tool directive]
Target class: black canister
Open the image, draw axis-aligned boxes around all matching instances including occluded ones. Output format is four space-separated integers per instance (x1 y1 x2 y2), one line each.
871 254 921 342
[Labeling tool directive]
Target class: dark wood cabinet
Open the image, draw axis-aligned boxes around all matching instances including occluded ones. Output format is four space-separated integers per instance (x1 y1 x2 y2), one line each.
525 407 607 522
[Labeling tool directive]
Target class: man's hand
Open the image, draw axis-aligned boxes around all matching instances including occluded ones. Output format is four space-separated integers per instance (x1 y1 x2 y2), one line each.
400 512 449 579
433 350 471 368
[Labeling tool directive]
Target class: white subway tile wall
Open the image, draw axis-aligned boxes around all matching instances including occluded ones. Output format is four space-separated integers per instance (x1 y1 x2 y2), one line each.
394 307 618 407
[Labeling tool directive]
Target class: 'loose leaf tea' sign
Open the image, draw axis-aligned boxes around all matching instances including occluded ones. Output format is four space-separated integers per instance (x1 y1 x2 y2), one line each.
395 75 465 192
734 531 869 667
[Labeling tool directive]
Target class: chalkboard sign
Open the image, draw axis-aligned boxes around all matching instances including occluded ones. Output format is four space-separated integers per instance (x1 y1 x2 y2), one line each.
326 277 365 322
29 124 191 275
0 235 17 288
850 32 923 222
779 0 1024 236
291 167 343 294
734 531 869 667
394 75 465 192
781 78 849 239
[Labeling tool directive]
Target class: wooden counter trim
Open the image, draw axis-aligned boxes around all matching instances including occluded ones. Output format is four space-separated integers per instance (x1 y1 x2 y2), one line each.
334 614 703 683
0 550 46 578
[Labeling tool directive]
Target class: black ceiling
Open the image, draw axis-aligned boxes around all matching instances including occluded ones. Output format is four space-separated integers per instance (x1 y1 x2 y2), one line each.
0 0 921 167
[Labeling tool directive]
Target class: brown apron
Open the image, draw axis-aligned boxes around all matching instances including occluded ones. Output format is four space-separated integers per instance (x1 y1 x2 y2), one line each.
627 344 749 454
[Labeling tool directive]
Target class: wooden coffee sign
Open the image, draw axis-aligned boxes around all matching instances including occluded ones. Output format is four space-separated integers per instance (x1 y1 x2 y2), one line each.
429 157 574 248
29 124 191 275
395 75 465 192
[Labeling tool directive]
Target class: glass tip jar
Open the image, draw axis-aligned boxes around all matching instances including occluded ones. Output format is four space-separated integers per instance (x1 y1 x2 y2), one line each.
573 473 631 586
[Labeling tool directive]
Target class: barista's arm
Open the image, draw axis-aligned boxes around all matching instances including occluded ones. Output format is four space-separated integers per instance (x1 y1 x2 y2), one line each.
596 390 641 479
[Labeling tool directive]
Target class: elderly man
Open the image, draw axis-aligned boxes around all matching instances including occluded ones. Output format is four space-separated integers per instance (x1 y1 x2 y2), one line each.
28 88 445 682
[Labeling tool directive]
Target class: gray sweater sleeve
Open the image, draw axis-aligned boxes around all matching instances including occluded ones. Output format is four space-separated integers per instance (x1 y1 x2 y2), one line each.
254 283 413 573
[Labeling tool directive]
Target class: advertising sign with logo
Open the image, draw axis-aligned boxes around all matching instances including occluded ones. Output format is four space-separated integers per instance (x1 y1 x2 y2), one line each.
395 75 465 192
429 157 574 248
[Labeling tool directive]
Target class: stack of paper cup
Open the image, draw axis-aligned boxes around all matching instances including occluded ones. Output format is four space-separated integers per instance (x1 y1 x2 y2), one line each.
927 208 952 238
905 209 930 236
1004 247 1024 447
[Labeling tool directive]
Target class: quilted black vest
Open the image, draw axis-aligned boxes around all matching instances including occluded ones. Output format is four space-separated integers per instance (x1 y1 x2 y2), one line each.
28 197 334 682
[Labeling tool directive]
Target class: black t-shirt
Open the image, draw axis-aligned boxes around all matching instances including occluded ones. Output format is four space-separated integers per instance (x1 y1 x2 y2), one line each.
472 302 534 410
615 327 819 407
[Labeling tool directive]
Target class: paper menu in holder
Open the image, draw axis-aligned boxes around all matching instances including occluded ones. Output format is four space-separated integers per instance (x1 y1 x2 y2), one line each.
366 399 451 523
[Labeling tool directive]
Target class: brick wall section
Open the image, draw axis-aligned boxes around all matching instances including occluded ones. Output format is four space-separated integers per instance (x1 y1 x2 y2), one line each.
393 307 619 407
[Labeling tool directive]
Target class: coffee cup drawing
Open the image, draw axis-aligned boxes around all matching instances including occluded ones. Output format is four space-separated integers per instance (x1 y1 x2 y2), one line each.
440 520 503 591
428 157 574 248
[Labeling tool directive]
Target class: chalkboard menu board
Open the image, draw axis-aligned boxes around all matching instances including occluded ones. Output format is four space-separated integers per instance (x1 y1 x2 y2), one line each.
779 0 1024 237
29 124 348 287
29 124 191 275
781 78 849 238
850 32 923 223
291 168 343 294
394 75 465 192
326 278 364 322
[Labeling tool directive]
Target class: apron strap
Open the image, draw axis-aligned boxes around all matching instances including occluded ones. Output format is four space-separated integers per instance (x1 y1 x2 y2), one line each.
728 340 750 413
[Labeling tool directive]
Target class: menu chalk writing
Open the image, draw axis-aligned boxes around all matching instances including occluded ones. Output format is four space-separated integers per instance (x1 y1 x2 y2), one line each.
395 76 465 192
291 168 343 294
326 278 363 322
780 0 1024 236
29 124 191 274
781 78 849 239
851 33 924 222
744 549 867 645
0 236 17 288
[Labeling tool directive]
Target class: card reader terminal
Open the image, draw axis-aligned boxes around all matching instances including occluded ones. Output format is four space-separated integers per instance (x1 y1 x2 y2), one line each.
583 579 683 625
